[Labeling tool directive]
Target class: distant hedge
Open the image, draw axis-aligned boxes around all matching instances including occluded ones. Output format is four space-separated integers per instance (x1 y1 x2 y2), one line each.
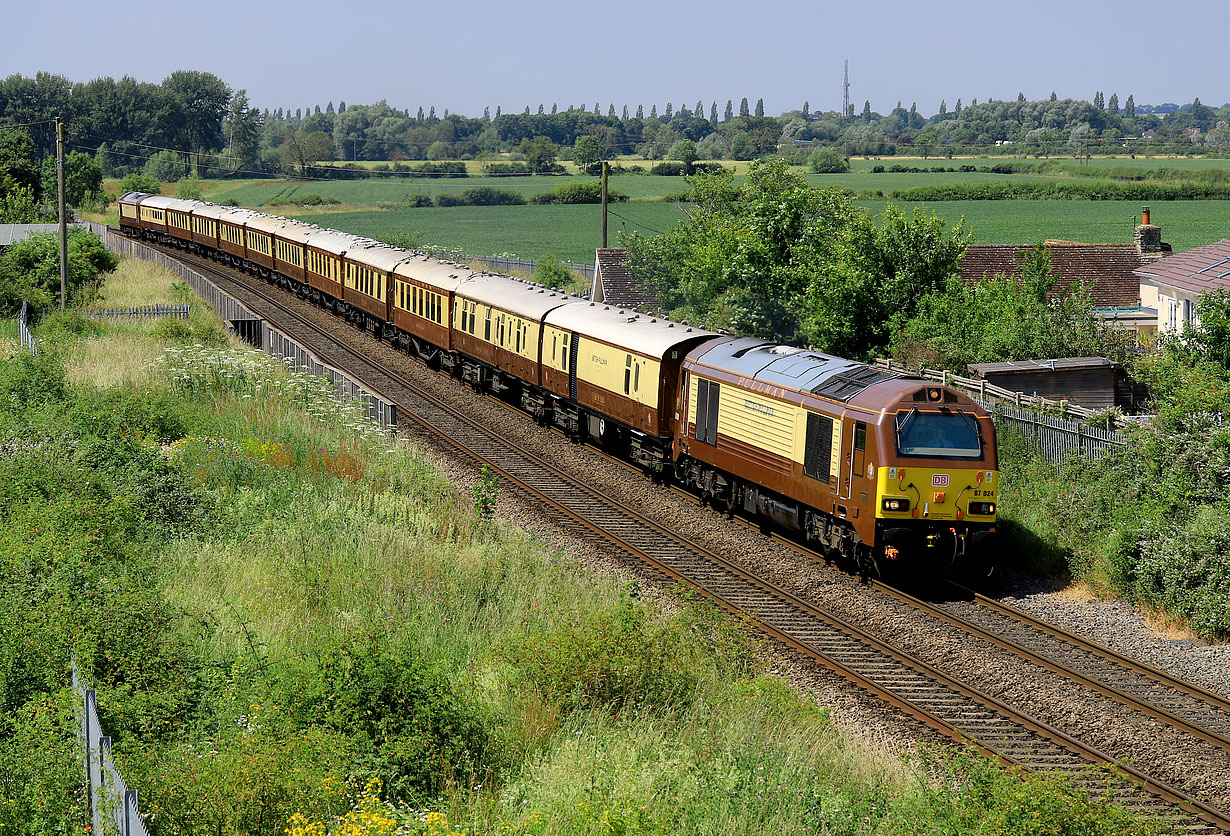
894 181 1230 201
434 187 526 207
649 161 726 176
529 183 629 205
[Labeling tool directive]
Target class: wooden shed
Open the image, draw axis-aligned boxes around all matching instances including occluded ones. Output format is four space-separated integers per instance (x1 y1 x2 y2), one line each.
966 357 1120 410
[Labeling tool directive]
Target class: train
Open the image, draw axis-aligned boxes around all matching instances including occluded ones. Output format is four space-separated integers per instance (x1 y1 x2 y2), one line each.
119 192 999 576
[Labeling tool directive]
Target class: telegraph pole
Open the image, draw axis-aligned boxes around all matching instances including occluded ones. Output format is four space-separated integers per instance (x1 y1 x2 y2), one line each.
56 117 68 311
600 160 608 248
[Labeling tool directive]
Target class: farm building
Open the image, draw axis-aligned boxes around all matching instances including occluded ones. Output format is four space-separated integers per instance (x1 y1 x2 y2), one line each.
0 223 86 250
1135 238 1230 334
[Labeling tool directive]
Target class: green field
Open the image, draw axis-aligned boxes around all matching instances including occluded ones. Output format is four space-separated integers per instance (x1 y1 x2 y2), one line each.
197 157 1230 264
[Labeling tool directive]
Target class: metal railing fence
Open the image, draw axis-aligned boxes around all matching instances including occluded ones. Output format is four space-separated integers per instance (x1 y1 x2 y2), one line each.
73 661 151 836
82 304 190 320
18 301 36 354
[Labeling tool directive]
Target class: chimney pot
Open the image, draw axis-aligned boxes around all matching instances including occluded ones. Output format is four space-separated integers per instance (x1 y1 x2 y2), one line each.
1142 206 1151 226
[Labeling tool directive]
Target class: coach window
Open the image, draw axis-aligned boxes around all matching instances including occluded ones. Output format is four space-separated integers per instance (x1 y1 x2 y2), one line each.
634 360 641 394
561 335 569 370
624 355 632 395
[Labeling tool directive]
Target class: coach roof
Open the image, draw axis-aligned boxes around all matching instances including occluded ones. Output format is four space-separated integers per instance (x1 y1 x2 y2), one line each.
547 302 717 359
392 254 476 294
456 273 580 320
306 228 361 256
347 241 415 273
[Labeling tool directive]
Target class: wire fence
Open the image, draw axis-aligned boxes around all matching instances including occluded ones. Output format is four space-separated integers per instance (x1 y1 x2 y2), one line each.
431 251 594 283
73 661 151 836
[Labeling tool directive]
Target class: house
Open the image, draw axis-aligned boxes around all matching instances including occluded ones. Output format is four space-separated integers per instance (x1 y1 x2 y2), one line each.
958 209 1171 336
1134 238 1230 334
590 248 658 312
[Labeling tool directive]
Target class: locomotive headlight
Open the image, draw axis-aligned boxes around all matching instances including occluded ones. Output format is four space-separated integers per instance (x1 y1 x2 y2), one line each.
882 497 911 513
969 501 996 516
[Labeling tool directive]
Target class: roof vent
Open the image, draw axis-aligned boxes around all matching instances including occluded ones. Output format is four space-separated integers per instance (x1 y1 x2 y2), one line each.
590 302 596 306
650 318 657 323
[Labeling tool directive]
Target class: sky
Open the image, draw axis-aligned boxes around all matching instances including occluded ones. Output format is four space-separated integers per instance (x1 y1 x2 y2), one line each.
4 0 1225 118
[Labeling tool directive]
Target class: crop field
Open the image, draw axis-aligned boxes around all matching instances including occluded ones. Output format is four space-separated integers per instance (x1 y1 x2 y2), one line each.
291 202 690 264
196 155 1230 263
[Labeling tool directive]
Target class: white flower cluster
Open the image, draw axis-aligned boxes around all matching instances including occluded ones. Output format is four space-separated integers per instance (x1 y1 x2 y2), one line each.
152 345 391 444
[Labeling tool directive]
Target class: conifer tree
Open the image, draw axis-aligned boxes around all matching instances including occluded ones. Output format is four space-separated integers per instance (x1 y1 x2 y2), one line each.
739 97 750 117
724 100 734 121
495 106 501 118
695 99 703 119
754 98 764 117
665 102 673 119
803 100 809 119
1108 93 1119 114
552 103 558 114
622 105 629 120
711 102 718 124
338 101 346 113
636 104 644 119
1125 94 1135 117
609 104 616 116
326 101 334 113
650 104 657 119
483 106 489 120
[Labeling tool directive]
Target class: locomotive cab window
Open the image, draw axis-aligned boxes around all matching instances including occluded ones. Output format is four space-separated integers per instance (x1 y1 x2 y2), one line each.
853 421 867 477
895 409 983 459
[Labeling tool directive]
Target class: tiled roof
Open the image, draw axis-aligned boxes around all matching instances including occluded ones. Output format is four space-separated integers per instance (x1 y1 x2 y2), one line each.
1134 239 1230 295
594 248 657 312
958 242 1143 307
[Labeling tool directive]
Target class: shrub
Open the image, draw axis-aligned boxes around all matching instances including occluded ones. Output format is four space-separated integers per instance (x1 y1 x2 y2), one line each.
119 173 161 195
534 253 574 289
650 162 686 176
482 162 531 175
808 147 850 173
434 193 465 207
405 193 433 207
175 177 203 200
457 186 526 206
529 183 628 205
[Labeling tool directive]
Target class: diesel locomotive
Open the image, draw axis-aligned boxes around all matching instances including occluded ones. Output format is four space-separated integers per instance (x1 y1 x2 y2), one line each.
119 192 998 575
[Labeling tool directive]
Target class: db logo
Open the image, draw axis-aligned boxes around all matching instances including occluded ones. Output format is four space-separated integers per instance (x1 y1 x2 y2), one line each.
931 474 950 487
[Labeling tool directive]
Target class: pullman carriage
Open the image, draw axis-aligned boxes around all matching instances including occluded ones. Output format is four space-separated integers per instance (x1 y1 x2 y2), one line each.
543 303 716 469
271 219 317 288
217 208 260 266
189 202 228 254
451 275 575 409
244 214 282 277
137 195 176 240
391 256 467 361
118 192 154 236
162 198 203 248
343 242 413 331
303 229 356 307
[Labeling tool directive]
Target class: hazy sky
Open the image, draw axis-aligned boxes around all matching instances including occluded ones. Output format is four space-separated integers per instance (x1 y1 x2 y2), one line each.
5 0 1224 117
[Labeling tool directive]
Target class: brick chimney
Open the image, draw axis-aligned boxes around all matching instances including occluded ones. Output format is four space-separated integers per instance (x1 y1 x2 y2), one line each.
1134 206 1170 263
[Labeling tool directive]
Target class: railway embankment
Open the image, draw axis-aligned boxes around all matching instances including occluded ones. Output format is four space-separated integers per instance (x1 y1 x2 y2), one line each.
0 253 1175 835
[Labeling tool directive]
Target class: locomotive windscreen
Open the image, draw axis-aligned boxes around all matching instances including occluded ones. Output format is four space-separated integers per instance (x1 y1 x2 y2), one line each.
894 410 982 459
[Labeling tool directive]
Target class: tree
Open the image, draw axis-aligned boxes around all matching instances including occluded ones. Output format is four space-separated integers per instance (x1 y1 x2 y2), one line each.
803 100 810 119
161 69 230 171
862 100 871 120
40 151 103 208
534 253 573 290
573 135 603 174
1049 91 1058 102
724 100 733 122
939 99 947 117
1108 93 1119 115
954 98 962 117
739 97 750 118
664 102 673 120
144 149 185 181
1125 94 1135 118
622 105 629 121
754 98 764 117
710 102 718 124
119 173 161 195
0 127 40 199
668 139 698 173
518 135 559 173
1017 92 1026 103
278 130 334 175
224 88 262 173
635 104 643 120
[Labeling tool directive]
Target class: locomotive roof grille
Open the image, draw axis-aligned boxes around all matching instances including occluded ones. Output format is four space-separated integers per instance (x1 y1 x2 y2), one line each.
810 365 899 401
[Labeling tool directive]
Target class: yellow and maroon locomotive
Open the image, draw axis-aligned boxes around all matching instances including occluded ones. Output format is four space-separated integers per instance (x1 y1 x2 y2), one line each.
675 338 997 575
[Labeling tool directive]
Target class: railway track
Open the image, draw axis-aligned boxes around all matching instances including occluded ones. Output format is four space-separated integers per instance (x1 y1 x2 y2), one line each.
149 242 1230 833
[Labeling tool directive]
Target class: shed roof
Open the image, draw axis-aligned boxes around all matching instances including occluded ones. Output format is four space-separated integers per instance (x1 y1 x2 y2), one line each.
1134 239 1230 294
967 357 1117 376
0 223 86 247
959 242 1144 307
